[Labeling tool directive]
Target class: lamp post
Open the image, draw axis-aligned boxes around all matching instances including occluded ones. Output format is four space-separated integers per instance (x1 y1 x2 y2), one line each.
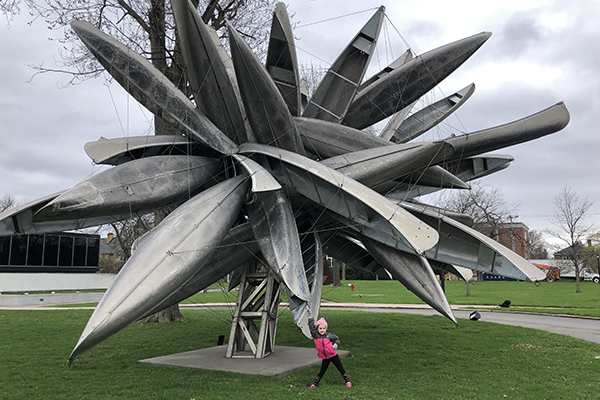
596 254 599 283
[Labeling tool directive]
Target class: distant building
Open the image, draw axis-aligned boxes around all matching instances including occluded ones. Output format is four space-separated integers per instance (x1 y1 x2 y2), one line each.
478 222 530 259
553 242 585 261
478 221 530 281
496 222 530 259
98 233 125 273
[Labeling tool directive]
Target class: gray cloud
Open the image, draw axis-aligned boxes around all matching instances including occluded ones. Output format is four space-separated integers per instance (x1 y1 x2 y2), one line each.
1 0 599 234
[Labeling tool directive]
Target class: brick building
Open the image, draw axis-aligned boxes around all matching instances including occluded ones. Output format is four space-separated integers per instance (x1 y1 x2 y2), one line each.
496 222 529 259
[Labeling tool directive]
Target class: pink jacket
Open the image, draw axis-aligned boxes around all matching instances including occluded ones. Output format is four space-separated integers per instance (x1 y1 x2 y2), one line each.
309 318 340 359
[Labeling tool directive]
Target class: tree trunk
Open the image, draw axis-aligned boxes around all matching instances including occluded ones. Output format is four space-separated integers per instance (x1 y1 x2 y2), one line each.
140 304 188 324
332 260 341 287
466 280 471 297
477 271 484 282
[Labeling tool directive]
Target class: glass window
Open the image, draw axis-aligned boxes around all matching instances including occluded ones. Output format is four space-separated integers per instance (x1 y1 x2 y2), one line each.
73 237 88 266
10 235 28 265
59 236 74 267
27 235 44 266
87 237 100 267
0 236 10 266
43 235 59 266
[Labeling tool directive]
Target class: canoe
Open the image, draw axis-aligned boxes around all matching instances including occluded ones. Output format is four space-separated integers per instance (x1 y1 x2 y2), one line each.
70 20 237 155
238 143 439 255
171 0 247 144
302 7 385 123
342 32 491 130
266 3 302 116
390 83 476 143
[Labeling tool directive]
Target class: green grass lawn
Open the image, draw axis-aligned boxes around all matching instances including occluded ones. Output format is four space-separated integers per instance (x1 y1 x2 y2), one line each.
1 308 599 399
55 280 600 318
175 280 600 317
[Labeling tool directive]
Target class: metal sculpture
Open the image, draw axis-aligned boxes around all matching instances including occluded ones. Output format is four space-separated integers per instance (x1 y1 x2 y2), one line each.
0 1 570 365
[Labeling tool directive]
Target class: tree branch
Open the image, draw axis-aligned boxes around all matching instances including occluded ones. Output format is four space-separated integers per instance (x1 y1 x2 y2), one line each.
116 0 150 33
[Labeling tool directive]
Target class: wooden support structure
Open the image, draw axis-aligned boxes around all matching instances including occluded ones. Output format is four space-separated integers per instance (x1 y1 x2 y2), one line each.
226 265 281 359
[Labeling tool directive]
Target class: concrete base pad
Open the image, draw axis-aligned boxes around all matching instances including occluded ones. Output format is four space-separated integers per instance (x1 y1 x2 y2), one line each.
139 346 350 376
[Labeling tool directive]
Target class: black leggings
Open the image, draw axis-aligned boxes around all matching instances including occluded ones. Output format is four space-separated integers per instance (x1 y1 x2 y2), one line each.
318 354 346 378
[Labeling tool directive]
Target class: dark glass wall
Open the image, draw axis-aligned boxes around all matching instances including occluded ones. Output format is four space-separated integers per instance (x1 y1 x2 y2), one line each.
0 233 99 273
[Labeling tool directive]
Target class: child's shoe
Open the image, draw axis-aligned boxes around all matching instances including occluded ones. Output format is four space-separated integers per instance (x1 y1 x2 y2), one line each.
310 376 321 388
342 372 351 387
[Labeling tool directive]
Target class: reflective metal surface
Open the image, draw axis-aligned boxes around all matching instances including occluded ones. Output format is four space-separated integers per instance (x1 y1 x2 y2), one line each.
303 7 385 123
343 32 492 129
389 83 476 143
266 2 302 116
248 191 310 301
3 2 569 362
35 156 220 221
70 20 238 155
228 21 305 155
239 143 439 255
172 0 247 144
69 175 250 362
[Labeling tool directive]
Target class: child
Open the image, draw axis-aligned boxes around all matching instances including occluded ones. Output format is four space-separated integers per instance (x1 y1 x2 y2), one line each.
308 315 351 388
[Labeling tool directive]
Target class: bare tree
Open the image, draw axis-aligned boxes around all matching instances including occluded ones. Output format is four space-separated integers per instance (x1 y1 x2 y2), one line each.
2 0 277 321
437 182 519 240
4 0 276 89
436 182 520 286
0 194 16 213
547 186 596 293
299 61 326 100
527 229 548 259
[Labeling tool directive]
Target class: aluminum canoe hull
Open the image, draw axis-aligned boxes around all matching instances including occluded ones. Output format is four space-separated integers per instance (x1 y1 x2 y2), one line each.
248 191 310 301
303 7 385 123
141 222 260 317
171 0 247 144
266 2 302 116
387 154 513 200
321 141 455 188
342 32 491 130
239 143 439 255
228 22 305 155
69 175 250 362
390 83 476 143
34 156 220 221
287 216 324 338
360 235 456 324
358 49 413 93
400 201 547 282
446 102 570 160
70 20 237 155
84 135 193 165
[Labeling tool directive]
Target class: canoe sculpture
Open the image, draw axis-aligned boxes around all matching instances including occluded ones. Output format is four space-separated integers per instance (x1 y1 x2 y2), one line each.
0 1 570 364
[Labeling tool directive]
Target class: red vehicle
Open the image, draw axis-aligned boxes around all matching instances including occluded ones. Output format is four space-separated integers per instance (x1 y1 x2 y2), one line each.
533 264 560 282
533 263 600 283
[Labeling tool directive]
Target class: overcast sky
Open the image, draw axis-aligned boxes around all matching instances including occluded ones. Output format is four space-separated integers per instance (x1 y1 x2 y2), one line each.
1 0 599 240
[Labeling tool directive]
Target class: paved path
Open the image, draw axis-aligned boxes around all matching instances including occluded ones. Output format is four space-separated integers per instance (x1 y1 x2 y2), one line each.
321 304 600 344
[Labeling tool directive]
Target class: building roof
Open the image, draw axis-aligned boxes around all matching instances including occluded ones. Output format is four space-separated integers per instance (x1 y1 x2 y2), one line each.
554 242 585 257
100 235 121 254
